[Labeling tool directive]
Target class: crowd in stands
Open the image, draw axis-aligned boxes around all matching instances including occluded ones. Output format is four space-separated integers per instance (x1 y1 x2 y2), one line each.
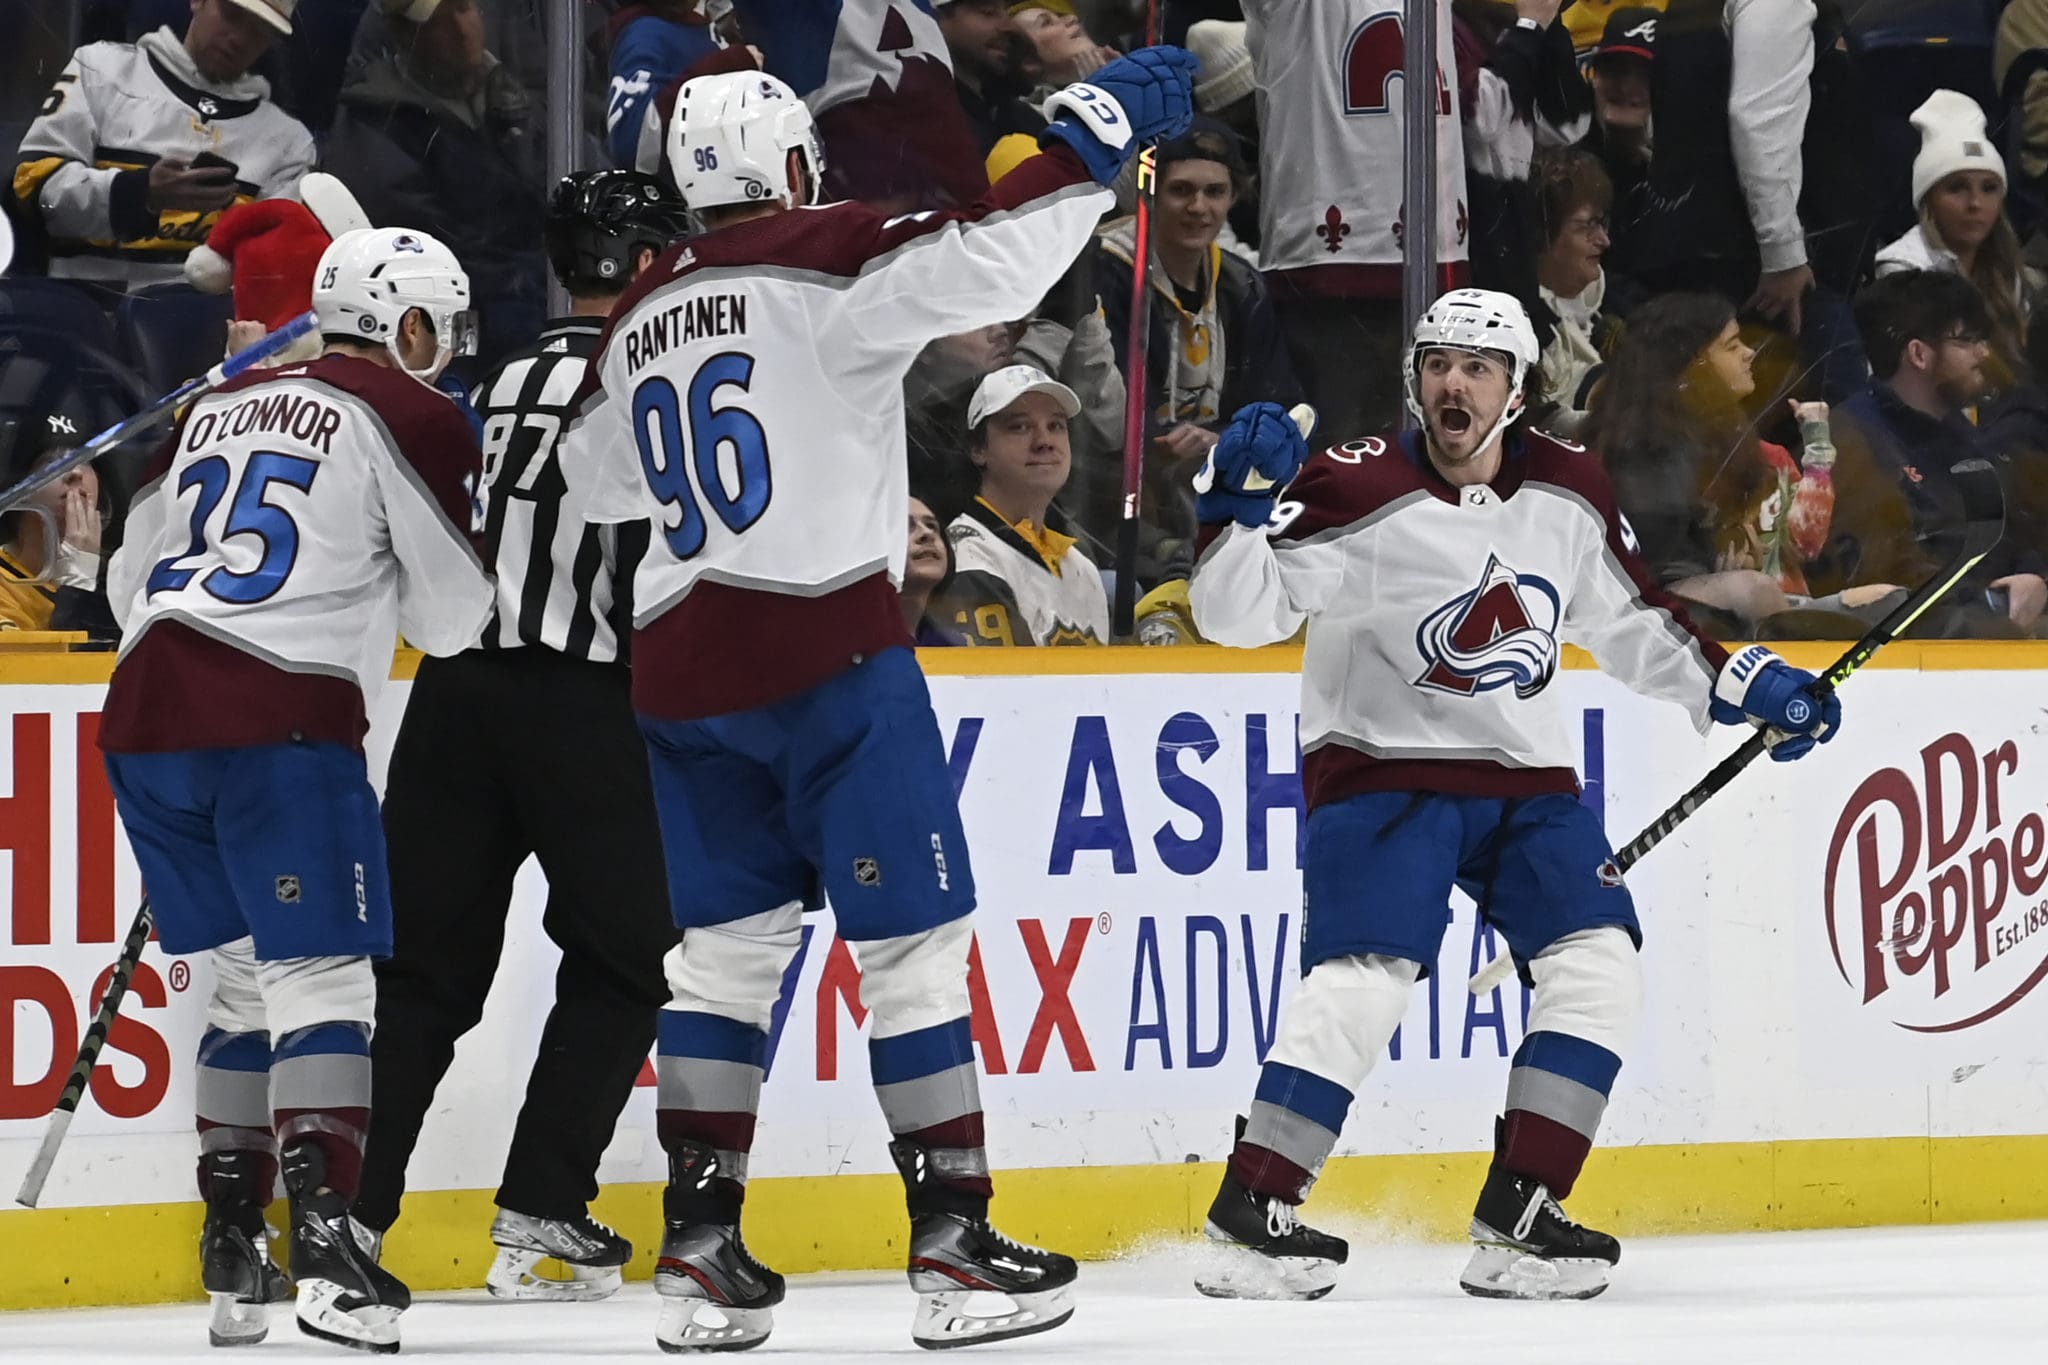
4 0 2048 646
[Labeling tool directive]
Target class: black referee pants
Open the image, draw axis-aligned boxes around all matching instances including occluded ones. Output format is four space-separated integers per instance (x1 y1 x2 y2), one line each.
355 648 676 1231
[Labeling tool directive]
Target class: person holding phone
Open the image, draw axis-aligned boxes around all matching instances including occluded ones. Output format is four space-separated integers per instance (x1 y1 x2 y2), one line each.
12 0 316 291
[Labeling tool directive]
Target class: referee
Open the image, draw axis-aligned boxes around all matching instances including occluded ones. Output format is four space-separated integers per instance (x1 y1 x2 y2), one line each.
354 171 692 1301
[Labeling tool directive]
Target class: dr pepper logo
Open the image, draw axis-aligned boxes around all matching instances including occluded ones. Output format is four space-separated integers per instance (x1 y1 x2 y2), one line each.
1824 732 2048 1032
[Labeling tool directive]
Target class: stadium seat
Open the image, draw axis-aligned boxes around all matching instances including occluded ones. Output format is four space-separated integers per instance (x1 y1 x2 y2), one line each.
118 282 232 394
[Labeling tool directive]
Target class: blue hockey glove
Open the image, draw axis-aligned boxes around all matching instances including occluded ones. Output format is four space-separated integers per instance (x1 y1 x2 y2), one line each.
1708 645 1842 762
1194 402 1309 528
1040 45 1199 186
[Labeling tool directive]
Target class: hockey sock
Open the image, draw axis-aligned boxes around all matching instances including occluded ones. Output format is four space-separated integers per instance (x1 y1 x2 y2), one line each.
869 1016 990 1201
1498 1031 1621 1199
196 1027 276 1203
271 1022 373 1200
655 1007 764 1217
1231 953 1418 1202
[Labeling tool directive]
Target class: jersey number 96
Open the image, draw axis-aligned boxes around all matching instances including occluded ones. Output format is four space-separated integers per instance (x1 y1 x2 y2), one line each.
631 352 771 559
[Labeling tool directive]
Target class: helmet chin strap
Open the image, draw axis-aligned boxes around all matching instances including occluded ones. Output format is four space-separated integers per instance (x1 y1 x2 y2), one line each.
385 311 452 387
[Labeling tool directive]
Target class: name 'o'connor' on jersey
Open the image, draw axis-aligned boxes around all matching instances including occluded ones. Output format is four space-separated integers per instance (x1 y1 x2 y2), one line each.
1190 428 1731 809
563 146 1110 720
100 355 494 754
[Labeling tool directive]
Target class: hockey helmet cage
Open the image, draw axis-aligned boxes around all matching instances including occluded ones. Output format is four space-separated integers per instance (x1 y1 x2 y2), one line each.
667 71 824 214
313 227 476 385
1403 287 1542 450
546 169 694 293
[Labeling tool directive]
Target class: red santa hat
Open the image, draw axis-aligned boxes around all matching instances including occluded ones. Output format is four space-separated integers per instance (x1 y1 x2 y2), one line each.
185 173 369 329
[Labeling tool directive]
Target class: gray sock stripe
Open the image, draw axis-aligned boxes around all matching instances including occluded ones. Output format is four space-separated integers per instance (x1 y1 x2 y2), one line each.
655 1056 764 1114
1244 1099 1343 1173
270 1050 371 1113
197 1064 273 1130
873 1063 981 1134
1504 1065 1610 1139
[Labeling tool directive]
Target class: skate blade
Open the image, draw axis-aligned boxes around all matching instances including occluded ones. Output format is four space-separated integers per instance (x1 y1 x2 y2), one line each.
295 1278 403 1354
207 1292 270 1347
1190 1233 1339 1302
911 1284 1075 1350
486 1247 623 1303
1458 1242 1611 1302
655 1295 774 1353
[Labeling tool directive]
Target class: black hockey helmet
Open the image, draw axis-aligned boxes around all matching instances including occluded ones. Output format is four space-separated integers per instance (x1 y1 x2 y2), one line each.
544 169 695 296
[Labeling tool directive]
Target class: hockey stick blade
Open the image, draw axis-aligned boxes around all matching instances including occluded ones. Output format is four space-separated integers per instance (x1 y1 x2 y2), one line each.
1467 457 2007 997
16 898 154 1207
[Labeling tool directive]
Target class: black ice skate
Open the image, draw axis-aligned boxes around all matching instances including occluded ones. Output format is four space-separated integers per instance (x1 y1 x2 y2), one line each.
1194 1165 1349 1302
654 1142 784 1353
199 1152 292 1347
1460 1157 1621 1302
890 1138 1076 1350
281 1144 411 1354
486 1207 632 1302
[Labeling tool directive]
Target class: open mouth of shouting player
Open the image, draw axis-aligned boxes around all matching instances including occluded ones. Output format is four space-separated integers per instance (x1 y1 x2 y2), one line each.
1418 346 1518 474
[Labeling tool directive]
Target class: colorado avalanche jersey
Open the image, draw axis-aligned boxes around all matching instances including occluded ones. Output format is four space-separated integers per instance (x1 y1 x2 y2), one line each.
1190 430 1728 807
1244 0 1469 297
567 146 1111 720
101 356 493 753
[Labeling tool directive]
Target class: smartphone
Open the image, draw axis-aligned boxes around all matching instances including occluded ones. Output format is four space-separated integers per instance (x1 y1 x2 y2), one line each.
189 150 241 182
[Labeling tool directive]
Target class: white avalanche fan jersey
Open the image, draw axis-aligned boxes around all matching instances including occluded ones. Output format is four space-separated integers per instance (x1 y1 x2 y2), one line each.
1244 0 1468 297
102 356 493 754
568 147 1111 720
13 27 316 287
1191 430 1729 808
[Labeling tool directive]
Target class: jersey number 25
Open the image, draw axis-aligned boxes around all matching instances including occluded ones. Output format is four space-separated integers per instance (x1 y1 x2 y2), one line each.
145 451 320 604
631 352 771 559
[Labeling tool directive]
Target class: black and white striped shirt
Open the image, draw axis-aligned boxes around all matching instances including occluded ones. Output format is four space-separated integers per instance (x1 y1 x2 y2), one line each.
472 318 646 662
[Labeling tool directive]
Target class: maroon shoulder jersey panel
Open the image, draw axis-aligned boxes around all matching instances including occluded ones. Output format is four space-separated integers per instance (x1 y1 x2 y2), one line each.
298 355 485 556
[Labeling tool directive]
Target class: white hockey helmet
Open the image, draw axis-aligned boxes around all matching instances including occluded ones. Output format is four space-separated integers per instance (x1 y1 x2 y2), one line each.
1404 288 1542 452
667 71 824 215
312 227 476 384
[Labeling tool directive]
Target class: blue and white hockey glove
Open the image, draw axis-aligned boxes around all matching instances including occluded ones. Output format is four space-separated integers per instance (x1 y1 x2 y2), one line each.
1708 645 1842 762
1040 45 1199 186
1194 402 1310 528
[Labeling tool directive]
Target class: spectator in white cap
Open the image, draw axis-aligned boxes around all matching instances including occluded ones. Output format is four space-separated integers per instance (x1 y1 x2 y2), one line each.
935 364 1110 646
1877 89 2040 387
10 0 314 290
1184 20 1254 130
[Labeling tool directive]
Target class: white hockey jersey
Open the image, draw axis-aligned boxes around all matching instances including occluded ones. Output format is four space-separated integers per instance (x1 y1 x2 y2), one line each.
939 500 1110 647
1191 429 1729 807
1243 0 1468 297
13 27 316 287
567 146 1112 720
101 356 492 753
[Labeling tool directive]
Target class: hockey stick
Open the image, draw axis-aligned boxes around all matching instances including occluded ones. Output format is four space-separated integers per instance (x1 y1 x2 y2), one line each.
1112 0 1165 640
16 897 156 1208
1466 456 2008 997
0 310 319 517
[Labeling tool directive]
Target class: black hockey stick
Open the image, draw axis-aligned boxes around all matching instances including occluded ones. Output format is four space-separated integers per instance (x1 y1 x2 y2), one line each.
1468 456 2008 996
16 897 155 1207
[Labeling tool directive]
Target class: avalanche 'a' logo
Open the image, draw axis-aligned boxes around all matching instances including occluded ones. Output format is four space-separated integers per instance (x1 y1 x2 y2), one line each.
1414 554 1563 699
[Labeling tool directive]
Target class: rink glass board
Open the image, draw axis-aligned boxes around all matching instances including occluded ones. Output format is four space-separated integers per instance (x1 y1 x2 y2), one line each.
5 643 2048 1309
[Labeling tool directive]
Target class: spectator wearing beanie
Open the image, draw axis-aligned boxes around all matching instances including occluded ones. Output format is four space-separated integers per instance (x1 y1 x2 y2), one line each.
1876 90 2042 391
324 0 547 374
936 365 1110 647
1184 19 1254 134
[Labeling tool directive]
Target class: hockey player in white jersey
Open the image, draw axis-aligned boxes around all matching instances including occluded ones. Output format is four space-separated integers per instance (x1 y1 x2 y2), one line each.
1186 289 1841 1303
567 52 1196 1351
100 226 493 1352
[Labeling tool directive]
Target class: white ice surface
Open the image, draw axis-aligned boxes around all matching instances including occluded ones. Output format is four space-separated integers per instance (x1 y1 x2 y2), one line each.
4 1222 2040 1363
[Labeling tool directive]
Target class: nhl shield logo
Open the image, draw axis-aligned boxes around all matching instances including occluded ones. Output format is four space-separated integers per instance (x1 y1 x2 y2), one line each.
275 875 302 904
853 857 881 887
1414 553 1563 700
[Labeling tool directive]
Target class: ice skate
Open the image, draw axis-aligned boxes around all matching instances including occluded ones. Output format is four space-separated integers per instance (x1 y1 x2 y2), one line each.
1460 1160 1620 1301
654 1142 783 1353
282 1145 410 1353
891 1139 1076 1350
1194 1167 1348 1302
486 1207 631 1302
199 1153 291 1347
